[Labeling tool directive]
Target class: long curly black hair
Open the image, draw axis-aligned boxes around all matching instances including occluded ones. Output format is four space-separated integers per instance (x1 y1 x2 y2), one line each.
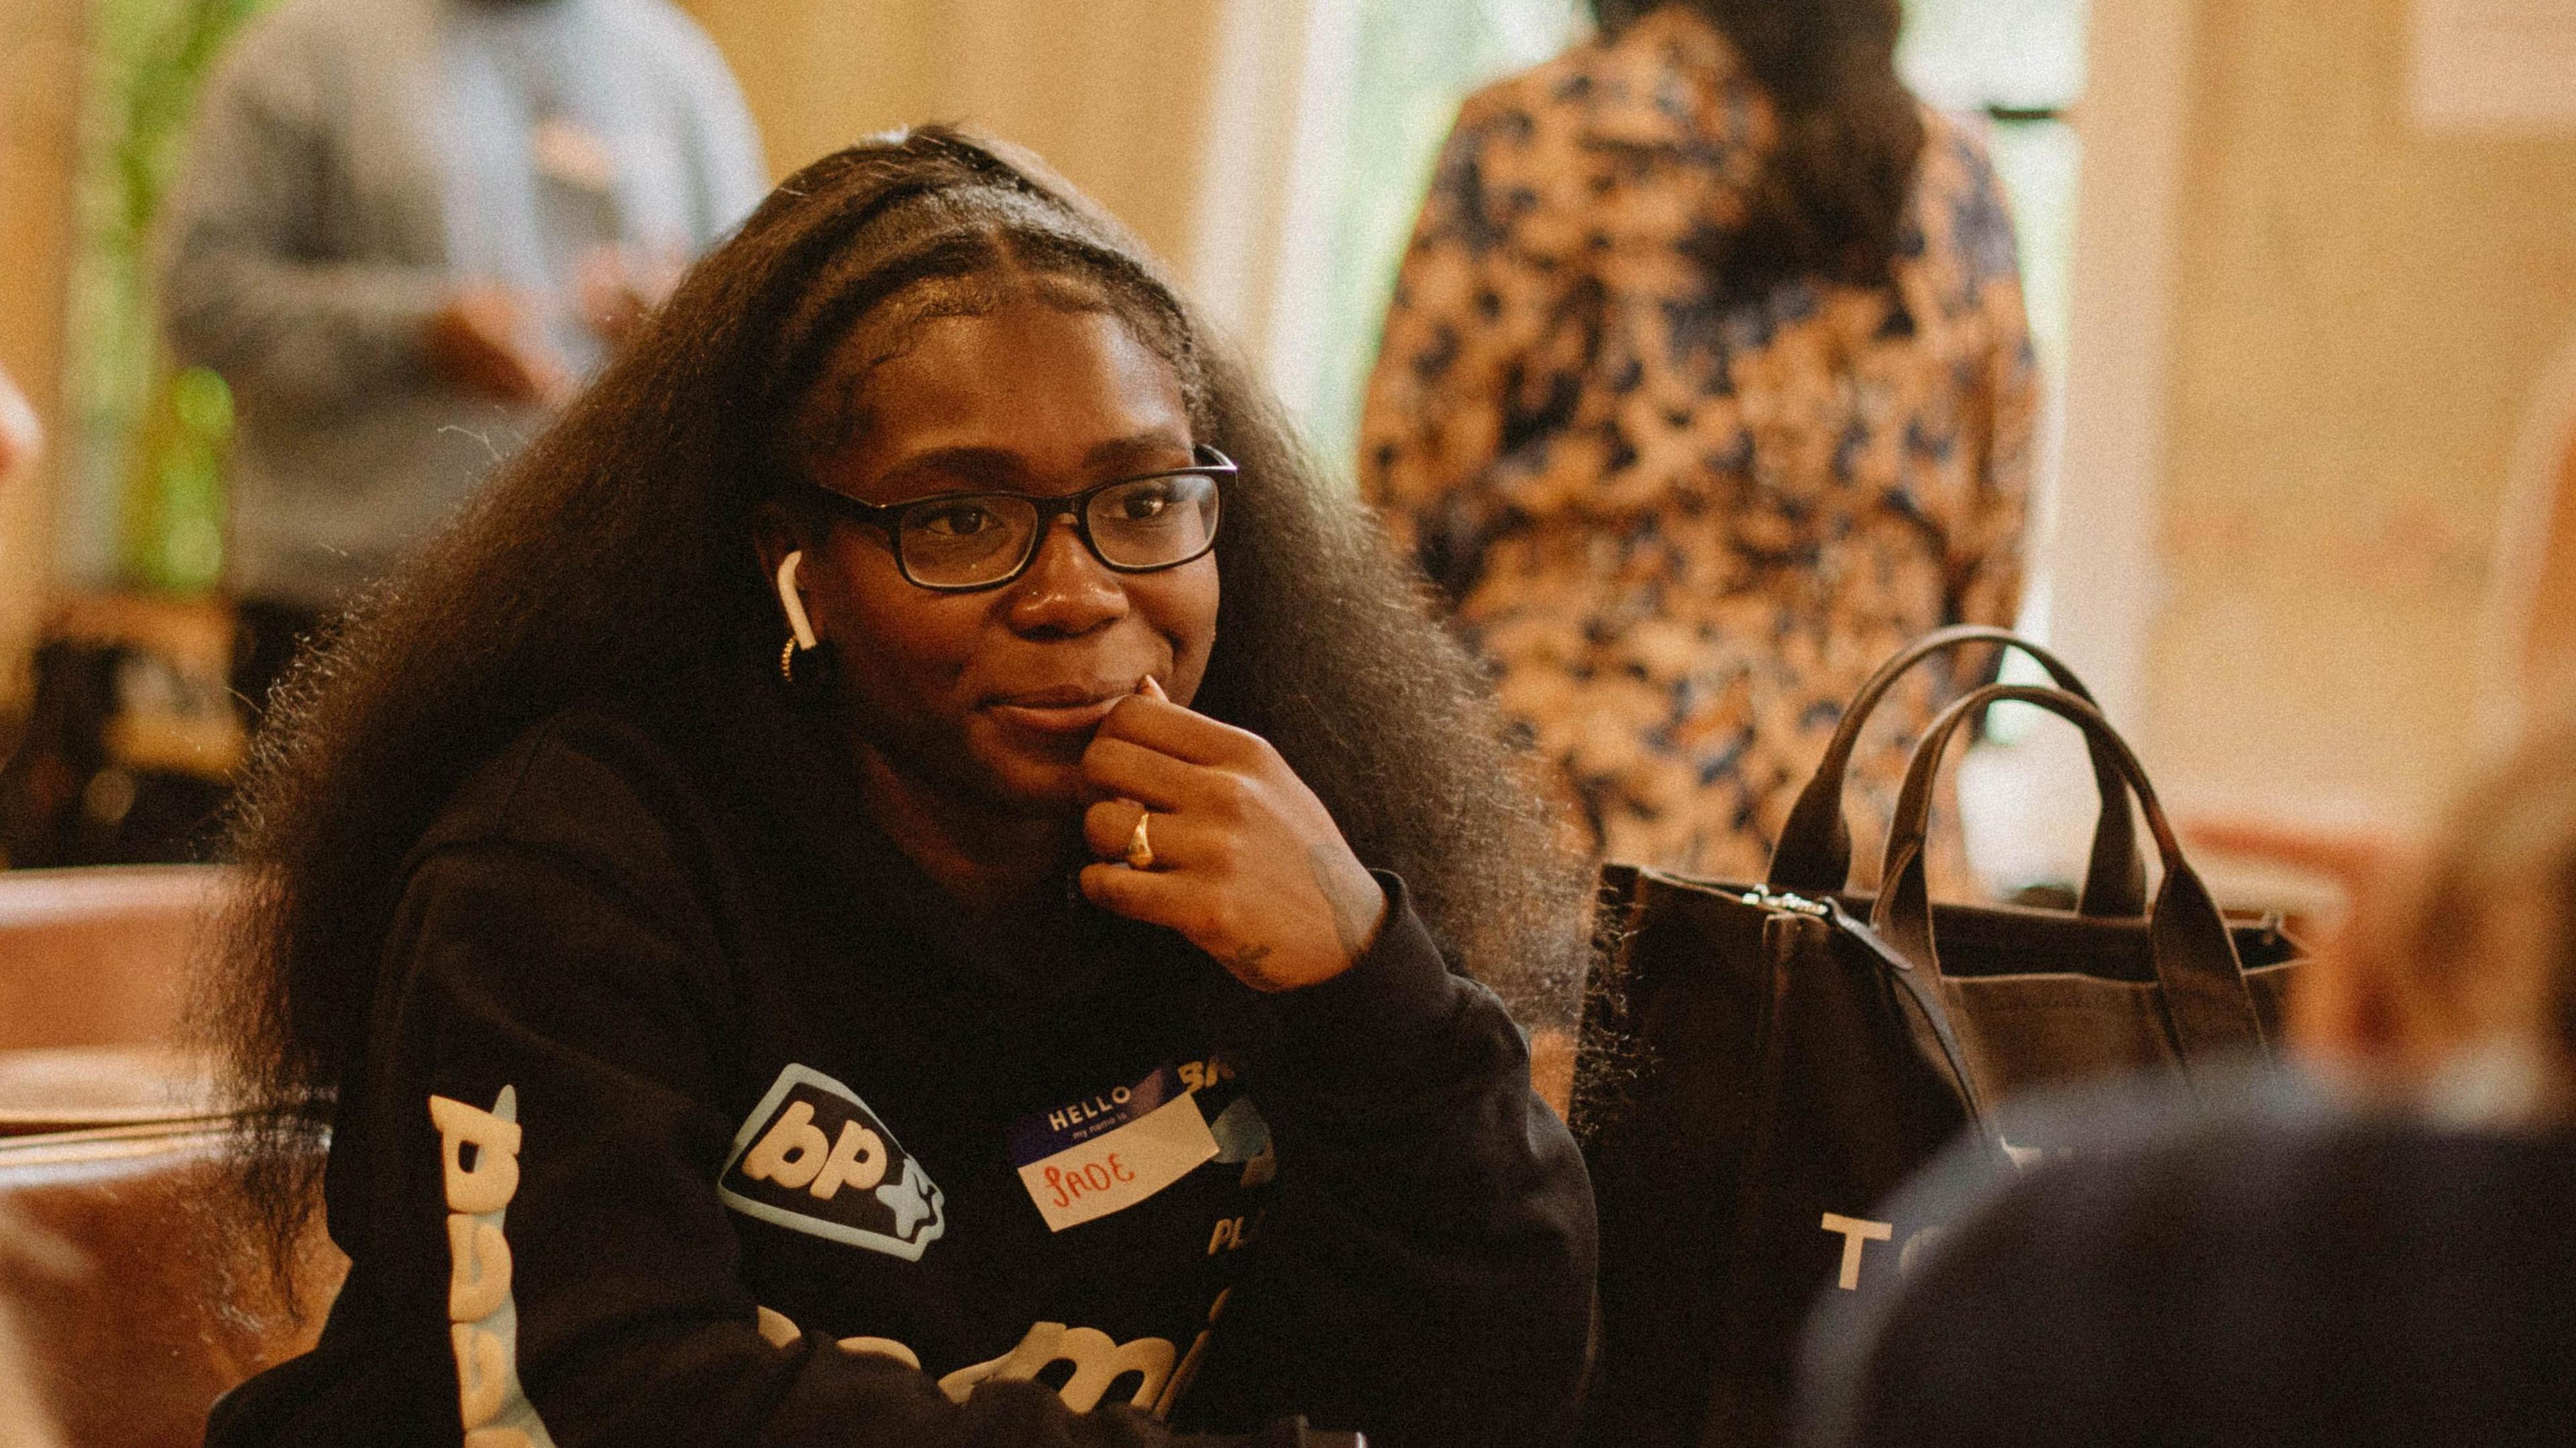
1591 0 1926 286
195 127 1592 1278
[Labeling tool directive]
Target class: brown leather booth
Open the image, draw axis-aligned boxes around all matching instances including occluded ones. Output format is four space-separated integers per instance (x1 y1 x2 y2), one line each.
0 866 328 1446
0 865 233 1147
0 1122 340 1448
0 867 233 1052
0 1048 218 1138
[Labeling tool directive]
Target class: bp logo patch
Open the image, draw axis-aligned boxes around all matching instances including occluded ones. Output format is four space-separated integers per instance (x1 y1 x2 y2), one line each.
718 1064 945 1261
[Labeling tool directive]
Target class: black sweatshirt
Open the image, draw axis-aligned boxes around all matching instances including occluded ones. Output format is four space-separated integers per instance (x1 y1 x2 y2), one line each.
207 690 1595 1448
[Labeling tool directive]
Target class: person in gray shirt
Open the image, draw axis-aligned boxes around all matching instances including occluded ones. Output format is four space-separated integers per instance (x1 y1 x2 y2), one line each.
159 0 765 707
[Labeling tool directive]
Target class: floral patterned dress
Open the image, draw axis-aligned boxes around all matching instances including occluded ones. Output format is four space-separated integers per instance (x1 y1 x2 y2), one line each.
1360 6 2035 883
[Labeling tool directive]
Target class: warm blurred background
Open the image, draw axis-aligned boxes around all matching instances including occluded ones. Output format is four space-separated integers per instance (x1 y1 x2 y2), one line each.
3 5 2576 1446
3 0 2575 899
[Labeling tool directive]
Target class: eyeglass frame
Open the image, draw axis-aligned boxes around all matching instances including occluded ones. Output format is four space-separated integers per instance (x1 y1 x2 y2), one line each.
794 445 1234 592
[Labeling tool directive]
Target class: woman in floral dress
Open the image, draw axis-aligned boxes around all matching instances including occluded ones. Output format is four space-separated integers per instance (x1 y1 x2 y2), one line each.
1362 0 2035 882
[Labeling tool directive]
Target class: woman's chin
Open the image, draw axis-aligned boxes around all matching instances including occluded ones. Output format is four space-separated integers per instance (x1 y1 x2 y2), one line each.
971 748 1093 818
950 716 1102 817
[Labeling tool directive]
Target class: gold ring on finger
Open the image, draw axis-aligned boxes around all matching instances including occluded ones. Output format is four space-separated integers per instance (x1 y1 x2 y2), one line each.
1125 811 1156 871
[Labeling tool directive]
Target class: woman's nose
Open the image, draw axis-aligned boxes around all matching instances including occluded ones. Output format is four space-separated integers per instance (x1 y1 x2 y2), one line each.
1003 516 1126 638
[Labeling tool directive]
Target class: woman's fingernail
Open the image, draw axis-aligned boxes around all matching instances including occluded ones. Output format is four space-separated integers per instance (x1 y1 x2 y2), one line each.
1140 675 1169 702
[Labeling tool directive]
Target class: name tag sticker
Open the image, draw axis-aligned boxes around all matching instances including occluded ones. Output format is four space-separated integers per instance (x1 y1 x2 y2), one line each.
1008 1066 1216 1233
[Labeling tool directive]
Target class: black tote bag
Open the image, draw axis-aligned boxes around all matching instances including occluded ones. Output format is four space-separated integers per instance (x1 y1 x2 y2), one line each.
1570 637 2304 1448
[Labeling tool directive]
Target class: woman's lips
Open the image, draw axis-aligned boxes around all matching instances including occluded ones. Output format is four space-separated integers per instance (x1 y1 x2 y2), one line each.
983 687 1125 735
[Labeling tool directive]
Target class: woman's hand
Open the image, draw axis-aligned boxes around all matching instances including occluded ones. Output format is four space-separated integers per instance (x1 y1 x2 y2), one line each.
423 285 574 406
1078 685 1389 992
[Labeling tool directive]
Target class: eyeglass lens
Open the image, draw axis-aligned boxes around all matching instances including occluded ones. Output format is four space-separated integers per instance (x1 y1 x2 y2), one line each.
898 474 1220 588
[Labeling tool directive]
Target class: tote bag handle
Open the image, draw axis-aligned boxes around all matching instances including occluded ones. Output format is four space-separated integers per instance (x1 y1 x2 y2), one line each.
1874 683 2270 1072
1768 626 2147 917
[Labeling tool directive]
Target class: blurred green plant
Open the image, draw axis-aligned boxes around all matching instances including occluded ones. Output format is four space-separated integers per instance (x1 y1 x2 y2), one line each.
63 0 270 596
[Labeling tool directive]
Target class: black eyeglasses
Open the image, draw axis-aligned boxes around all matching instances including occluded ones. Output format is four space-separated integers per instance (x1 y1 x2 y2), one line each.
802 446 1232 592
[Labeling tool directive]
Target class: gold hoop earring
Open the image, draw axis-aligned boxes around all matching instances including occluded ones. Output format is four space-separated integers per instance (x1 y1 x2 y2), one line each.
781 634 837 698
775 549 837 704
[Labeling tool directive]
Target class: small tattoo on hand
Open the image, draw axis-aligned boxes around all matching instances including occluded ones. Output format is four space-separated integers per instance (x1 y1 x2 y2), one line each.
1229 944 1275 975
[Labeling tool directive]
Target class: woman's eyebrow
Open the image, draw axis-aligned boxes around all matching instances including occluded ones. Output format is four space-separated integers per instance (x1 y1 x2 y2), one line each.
876 432 1194 494
880 447 1025 488
1084 430 1194 469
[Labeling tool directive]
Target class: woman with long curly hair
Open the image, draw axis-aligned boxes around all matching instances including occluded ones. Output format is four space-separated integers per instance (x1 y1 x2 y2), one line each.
199 128 1595 1448
1363 0 2035 886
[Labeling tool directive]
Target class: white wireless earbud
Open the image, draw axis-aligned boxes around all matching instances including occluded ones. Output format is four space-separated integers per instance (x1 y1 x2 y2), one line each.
776 551 819 651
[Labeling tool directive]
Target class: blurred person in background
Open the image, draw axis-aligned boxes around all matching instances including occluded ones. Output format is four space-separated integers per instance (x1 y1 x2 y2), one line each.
0 366 36 485
159 0 765 718
0 363 35 765
1794 719 2576 1448
2481 339 2576 740
1361 0 2035 882
0 407 62 1415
